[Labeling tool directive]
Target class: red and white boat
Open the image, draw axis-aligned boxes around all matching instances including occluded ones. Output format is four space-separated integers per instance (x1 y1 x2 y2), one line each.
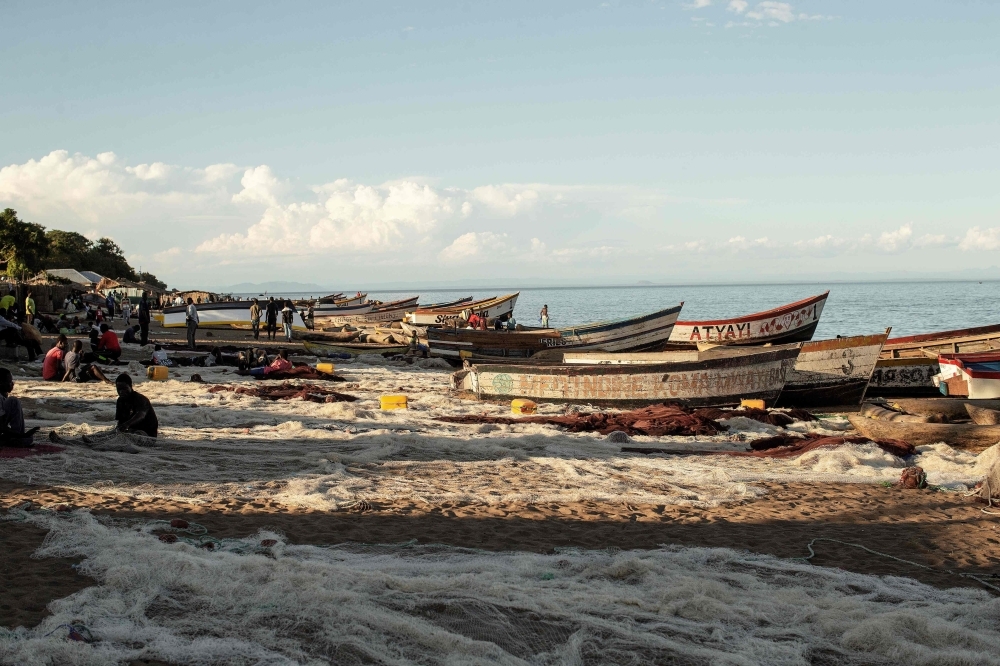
936 351 1000 399
405 293 519 326
667 292 828 346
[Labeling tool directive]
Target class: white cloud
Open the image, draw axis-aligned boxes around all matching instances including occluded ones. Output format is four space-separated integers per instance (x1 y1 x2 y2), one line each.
727 0 748 13
684 0 713 8
231 165 285 207
959 227 1000 251
470 185 540 216
874 223 912 253
746 1 794 23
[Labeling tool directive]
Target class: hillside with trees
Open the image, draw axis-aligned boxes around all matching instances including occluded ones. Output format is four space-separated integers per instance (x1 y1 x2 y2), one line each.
0 208 166 288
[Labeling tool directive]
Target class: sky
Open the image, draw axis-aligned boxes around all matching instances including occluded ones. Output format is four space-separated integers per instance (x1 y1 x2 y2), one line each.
1 0 998 289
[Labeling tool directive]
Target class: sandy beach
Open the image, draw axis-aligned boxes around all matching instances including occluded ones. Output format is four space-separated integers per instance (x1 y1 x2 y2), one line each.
2 323 1000 664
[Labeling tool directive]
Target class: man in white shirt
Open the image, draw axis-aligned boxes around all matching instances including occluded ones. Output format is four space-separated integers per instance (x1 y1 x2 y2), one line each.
185 298 200 349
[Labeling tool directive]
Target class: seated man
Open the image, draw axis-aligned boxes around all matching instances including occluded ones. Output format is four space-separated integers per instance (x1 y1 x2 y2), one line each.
97 323 122 361
122 324 141 344
42 335 68 381
248 349 292 377
63 340 112 384
150 344 173 366
115 374 158 437
0 368 39 447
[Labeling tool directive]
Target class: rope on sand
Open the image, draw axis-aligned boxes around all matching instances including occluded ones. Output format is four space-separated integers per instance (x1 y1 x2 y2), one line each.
801 537 1000 594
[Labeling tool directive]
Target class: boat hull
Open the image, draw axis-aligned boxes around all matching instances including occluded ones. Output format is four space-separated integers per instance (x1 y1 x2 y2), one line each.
163 302 307 330
454 344 801 408
427 304 682 360
315 304 414 327
668 292 827 346
866 358 941 397
936 352 1000 399
406 293 519 326
775 332 889 407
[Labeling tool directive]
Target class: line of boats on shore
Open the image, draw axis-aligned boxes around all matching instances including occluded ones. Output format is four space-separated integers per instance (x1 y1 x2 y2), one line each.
164 289 1000 409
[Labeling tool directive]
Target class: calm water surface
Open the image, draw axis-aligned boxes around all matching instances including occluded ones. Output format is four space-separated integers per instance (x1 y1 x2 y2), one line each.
238 281 996 339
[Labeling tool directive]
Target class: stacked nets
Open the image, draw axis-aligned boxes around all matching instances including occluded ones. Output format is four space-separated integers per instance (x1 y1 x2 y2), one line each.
49 429 160 454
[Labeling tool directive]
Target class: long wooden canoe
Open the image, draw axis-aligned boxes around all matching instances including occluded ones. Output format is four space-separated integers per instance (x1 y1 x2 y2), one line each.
848 414 1000 452
453 343 802 408
163 301 308 330
427 304 683 361
304 340 409 357
667 292 828 346
866 323 1000 397
405 293 519 326
881 397 1000 421
562 331 888 408
314 297 419 326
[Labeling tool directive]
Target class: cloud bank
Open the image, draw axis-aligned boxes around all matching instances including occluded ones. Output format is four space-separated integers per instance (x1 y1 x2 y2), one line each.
0 150 994 286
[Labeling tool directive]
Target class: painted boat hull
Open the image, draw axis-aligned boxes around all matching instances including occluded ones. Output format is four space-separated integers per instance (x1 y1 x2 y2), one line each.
561 332 887 408
304 340 408 357
848 415 1000 453
427 304 683 360
314 304 415 327
877 397 1000 420
453 344 801 408
667 292 828 346
405 293 519 326
163 302 307 330
882 323 1000 358
866 358 941 397
936 352 1000 399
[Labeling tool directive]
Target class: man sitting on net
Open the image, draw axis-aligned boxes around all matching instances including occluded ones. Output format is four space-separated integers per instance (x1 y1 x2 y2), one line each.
97 323 122 361
115 374 158 437
0 368 39 447
63 340 112 384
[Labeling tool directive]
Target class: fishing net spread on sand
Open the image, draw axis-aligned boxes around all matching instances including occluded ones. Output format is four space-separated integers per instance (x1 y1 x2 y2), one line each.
2 510 1000 666
208 382 358 403
48 428 161 454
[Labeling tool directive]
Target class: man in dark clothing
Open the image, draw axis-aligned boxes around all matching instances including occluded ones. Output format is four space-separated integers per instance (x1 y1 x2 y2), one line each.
123 325 141 344
137 292 151 346
0 368 39 447
265 297 279 341
115 374 158 437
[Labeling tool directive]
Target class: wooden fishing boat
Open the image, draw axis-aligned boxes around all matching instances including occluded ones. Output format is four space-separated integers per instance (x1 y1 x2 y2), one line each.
314 297 419 326
563 331 888 407
304 340 409 358
324 293 366 306
163 301 308 330
427 304 683 361
867 324 1000 397
405 293 519 326
848 414 1000 452
452 343 802 407
935 351 1000 399
667 292 828 346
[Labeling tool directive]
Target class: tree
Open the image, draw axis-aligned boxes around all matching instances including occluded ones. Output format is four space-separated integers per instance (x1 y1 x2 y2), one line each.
0 208 48 279
136 271 167 289
87 237 136 280
44 229 94 270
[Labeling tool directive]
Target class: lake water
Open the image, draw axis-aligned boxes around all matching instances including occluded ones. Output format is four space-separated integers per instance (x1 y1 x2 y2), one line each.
237 281 996 339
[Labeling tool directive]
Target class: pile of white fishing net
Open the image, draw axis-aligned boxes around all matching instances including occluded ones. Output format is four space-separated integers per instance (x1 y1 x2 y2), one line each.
2 510 999 665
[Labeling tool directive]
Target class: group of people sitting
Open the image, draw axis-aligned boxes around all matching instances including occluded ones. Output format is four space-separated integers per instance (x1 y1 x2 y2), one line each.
0 366 157 449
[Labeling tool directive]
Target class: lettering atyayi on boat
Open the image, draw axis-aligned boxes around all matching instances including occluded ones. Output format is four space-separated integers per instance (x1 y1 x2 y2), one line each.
669 293 828 344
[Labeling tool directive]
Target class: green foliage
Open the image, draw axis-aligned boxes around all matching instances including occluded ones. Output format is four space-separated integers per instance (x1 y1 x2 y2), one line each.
1 209 164 286
136 271 167 289
0 208 49 278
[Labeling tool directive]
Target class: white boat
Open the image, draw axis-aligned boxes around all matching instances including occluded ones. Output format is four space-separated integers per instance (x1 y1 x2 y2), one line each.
935 352 1000 399
162 302 308 330
405 293 519 326
315 298 420 326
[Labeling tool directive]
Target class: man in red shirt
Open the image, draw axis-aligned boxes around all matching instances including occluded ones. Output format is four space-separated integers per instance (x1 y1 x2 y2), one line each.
97 323 122 361
42 335 68 381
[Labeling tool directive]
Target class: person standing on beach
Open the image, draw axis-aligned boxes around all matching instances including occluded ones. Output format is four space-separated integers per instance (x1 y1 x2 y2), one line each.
185 297 199 349
281 300 295 341
265 297 278 341
24 292 36 323
540 304 549 328
121 296 132 325
105 292 116 320
249 298 262 340
137 292 151 346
